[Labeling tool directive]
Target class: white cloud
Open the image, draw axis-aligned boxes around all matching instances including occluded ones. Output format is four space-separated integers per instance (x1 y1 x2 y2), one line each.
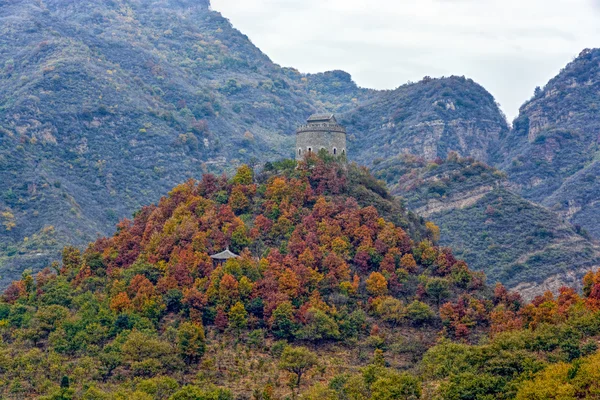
211 0 600 121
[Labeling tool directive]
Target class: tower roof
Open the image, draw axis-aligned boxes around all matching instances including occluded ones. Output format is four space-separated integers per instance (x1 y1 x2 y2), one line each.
307 114 336 123
210 247 239 260
296 113 346 135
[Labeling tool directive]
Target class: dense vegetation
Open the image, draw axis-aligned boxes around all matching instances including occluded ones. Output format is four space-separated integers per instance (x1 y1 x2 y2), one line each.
373 154 600 293
2 158 600 399
419 277 600 400
0 0 510 287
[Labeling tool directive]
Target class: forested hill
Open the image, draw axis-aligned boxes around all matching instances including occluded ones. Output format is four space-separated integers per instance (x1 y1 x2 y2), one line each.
0 157 486 398
0 0 510 286
374 154 600 298
3 157 600 399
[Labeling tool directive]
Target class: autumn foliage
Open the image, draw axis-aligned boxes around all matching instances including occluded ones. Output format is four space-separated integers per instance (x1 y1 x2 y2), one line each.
2 157 600 399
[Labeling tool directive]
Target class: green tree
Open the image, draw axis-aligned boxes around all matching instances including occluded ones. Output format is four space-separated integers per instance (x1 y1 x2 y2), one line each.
169 385 233 400
42 377 75 400
271 301 296 339
82 386 111 400
440 372 504 400
374 297 405 326
232 165 254 185
40 277 73 307
296 308 341 341
98 350 123 380
177 322 206 364
425 278 450 306
30 305 69 340
341 375 369 400
405 300 435 325
371 372 421 400
300 383 337 400
137 376 179 400
228 302 248 333
279 346 318 390
60 376 70 389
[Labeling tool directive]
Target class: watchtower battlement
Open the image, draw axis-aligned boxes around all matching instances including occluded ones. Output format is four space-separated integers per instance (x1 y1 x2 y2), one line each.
296 123 346 134
296 114 347 160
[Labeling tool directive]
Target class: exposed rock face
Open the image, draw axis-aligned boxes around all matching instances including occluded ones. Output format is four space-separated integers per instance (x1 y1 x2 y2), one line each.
513 265 599 302
413 185 496 218
541 161 600 238
496 49 600 240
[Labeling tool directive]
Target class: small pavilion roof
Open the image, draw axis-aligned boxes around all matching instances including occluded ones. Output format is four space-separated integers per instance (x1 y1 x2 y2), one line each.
307 114 336 123
210 248 239 260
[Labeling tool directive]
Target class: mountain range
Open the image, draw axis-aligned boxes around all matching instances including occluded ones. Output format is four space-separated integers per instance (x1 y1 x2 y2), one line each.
1 0 600 297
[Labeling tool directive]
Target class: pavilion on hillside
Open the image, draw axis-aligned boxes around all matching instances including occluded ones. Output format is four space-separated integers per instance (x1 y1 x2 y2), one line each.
210 247 239 265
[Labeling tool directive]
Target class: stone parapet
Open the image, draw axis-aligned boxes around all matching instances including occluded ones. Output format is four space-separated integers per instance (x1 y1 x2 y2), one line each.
296 123 346 134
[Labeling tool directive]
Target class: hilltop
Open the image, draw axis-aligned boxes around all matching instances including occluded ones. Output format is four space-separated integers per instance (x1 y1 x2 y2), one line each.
343 76 510 166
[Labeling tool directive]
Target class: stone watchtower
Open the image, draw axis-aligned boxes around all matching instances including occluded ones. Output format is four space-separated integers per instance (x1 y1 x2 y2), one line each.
296 114 347 160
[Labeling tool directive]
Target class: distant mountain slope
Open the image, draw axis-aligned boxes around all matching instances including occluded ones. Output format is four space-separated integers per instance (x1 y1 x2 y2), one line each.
0 0 509 286
496 48 600 239
342 76 510 165
374 155 600 299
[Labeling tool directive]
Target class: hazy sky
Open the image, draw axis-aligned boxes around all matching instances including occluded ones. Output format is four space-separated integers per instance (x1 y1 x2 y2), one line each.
211 0 600 122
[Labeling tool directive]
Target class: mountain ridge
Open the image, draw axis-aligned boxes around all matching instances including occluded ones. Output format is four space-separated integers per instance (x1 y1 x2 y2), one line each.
496 48 600 238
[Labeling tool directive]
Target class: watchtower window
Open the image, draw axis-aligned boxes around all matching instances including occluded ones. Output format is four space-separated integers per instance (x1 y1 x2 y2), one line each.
342 149 346 156
308 147 312 153
333 148 337 155
298 148 302 155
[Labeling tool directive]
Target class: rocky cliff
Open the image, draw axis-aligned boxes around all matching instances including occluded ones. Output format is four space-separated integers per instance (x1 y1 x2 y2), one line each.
497 49 600 239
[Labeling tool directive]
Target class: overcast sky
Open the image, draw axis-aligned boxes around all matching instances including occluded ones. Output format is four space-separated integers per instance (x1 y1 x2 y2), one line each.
211 0 600 122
